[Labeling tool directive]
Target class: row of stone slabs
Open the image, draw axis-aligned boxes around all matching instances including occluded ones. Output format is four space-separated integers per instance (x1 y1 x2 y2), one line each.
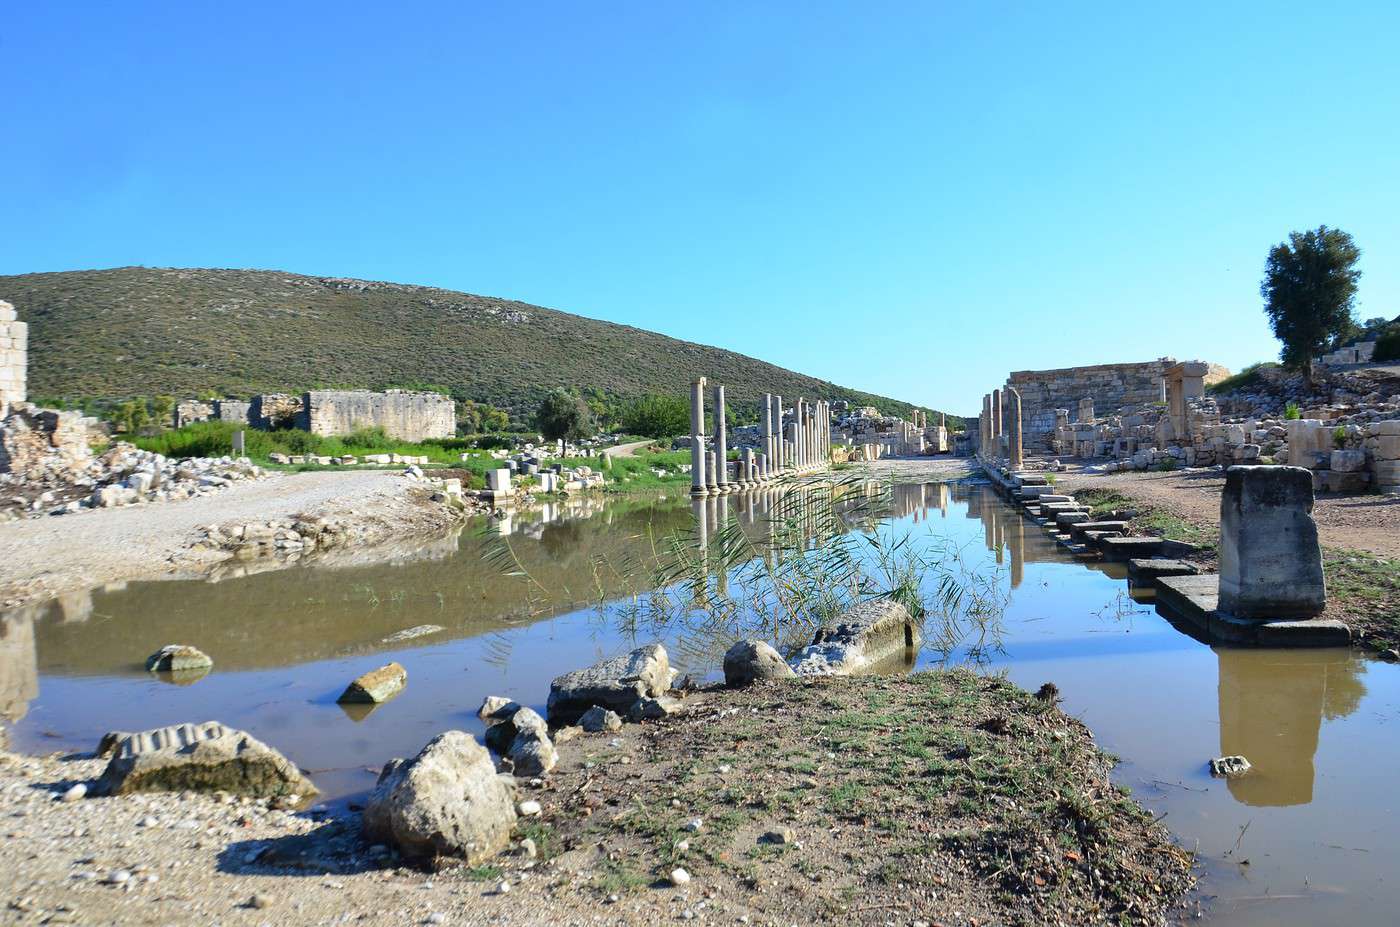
981 465 1352 648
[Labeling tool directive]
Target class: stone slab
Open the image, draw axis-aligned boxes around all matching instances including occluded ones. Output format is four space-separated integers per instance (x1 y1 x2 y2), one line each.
1154 575 1350 647
1098 536 1165 560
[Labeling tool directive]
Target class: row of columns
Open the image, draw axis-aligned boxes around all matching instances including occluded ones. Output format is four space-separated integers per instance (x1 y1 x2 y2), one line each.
978 385 1024 472
690 379 832 496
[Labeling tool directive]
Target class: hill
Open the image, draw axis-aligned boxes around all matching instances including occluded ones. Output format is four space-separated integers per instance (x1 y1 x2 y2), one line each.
0 267 954 426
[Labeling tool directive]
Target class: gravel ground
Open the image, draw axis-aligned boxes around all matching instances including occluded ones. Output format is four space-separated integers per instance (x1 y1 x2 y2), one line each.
0 471 470 608
0 671 1193 927
1056 466 1400 559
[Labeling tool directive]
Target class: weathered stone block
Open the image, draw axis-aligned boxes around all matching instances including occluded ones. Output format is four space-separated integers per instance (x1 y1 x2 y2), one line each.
337 662 407 703
1218 466 1325 620
546 644 674 725
95 722 316 801
723 640 795 686
789 600 921 676
1330 449 1366 472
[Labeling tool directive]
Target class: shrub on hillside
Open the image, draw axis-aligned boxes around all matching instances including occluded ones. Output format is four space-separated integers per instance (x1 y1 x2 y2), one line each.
534 389 596 441
1374 328 1400 363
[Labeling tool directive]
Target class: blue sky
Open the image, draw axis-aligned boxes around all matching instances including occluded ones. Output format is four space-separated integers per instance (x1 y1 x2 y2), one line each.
4 2 1398 414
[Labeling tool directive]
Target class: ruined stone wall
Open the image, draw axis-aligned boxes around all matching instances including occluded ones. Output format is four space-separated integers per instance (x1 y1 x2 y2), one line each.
1008 359 1175 446
0 301 27 417
251 393 302 429
297 390 456 442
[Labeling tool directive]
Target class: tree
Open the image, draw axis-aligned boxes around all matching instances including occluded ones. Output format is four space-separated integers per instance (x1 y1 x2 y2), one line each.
481 404 510 432
151 395 176 428
621 393 690 438
1374 328 1400 363
1261 226 1362 372
534 389 595 441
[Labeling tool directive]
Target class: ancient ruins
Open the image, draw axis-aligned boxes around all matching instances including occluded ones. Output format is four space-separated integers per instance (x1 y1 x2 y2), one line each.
686 380 834 495
178 389 456 443
974 357 1400 496
0 301 25 417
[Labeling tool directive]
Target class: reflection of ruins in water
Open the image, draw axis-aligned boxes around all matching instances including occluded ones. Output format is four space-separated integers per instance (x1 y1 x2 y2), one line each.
1216 647 1366 807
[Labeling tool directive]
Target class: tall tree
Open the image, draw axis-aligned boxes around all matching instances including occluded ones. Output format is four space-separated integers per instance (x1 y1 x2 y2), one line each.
1261 226 1362 372
534 388 596 441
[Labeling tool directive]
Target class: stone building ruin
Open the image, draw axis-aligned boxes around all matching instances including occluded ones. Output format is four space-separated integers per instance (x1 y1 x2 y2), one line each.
0 301 26 417
177 389 456 443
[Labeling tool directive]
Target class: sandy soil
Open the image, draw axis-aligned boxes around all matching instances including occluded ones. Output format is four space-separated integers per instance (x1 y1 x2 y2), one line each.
0 671 1192 927
0 471 468 608
1055 467 1400 559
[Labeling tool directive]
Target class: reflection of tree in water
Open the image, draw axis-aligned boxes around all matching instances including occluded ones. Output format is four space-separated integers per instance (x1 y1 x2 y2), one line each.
1216 647 1368 807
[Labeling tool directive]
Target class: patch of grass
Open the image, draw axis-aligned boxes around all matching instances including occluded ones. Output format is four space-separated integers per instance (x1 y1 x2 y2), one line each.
1324 548 1400 648
1207 361 1280 396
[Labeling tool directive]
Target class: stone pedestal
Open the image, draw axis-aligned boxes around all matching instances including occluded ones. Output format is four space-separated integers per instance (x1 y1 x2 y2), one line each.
1218 466 1326 619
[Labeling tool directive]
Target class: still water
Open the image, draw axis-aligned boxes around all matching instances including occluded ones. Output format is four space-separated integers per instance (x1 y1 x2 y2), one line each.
1 480 1396 926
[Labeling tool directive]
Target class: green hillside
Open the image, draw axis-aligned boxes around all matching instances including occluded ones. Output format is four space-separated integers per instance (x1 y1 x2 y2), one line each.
0 266 955 425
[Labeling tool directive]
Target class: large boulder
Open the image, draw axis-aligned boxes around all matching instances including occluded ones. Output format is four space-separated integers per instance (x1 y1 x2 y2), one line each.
723 640 796 687
789 600 921 676
362 731 516 864
546 644 675 725
94 722 316 802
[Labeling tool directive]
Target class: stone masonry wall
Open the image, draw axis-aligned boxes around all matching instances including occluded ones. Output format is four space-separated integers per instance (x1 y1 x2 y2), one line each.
1008 359 1175 447
0 301 27 417
297 390 456 443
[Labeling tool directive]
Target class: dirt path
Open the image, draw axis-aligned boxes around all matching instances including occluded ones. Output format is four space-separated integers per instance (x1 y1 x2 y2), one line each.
0 471 436 606
601 439 655 459
1057 468 1400 559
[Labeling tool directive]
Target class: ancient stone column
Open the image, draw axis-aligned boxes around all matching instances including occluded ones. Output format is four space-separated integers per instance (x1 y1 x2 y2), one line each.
1078 397 1094 424
1007 387 1024 471
771 395 783 469
705 450 719 494
742 447 755 487
1219 466 1326 619
991 389 1003 460
712 383 729 492
761 393 773 469
690 378 707 496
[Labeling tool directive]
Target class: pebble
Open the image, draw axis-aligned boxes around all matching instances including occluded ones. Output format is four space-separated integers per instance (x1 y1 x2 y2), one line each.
517 800 541 817
104 870 131 885
138 816 158 828
683 817 703 832
761 827 796 845
519 838 538 859
606 894 620 904
496 880 511 895
675 840 690 853
670 867 691 886
249 893 272 909
60 784 87 803
426 914 447 925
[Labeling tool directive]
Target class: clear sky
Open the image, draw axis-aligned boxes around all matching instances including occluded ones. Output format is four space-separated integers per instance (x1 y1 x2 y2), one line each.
4 2 1398 414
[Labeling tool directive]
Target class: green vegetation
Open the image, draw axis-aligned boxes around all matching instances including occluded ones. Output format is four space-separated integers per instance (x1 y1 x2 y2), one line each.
132 420 488 469
1206 361 1280 396
619 392 690 439
533 388 596 441
1375 327 1400 363
1261 225 1362 371
0 267 953 426
1284 400 1301 419
1073 487 1215 551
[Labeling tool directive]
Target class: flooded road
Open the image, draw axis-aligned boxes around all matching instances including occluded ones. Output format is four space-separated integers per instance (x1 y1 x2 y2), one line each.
1 479 1396 926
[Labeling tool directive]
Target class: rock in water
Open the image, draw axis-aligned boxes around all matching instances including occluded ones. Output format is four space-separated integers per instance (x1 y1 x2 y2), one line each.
546 643 675 725
722 640 795 687
94 722 316 802
362 731 516 864
1209 755 1252 778
144 644 213 674
579 706 623 733
788 600 921 676
337 663 408 704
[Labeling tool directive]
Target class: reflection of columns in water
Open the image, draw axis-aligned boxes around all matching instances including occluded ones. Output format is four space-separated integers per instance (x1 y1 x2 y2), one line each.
1216 648 1365 807
1008 516 1024 589
0 607 40 723
937 481 948 518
